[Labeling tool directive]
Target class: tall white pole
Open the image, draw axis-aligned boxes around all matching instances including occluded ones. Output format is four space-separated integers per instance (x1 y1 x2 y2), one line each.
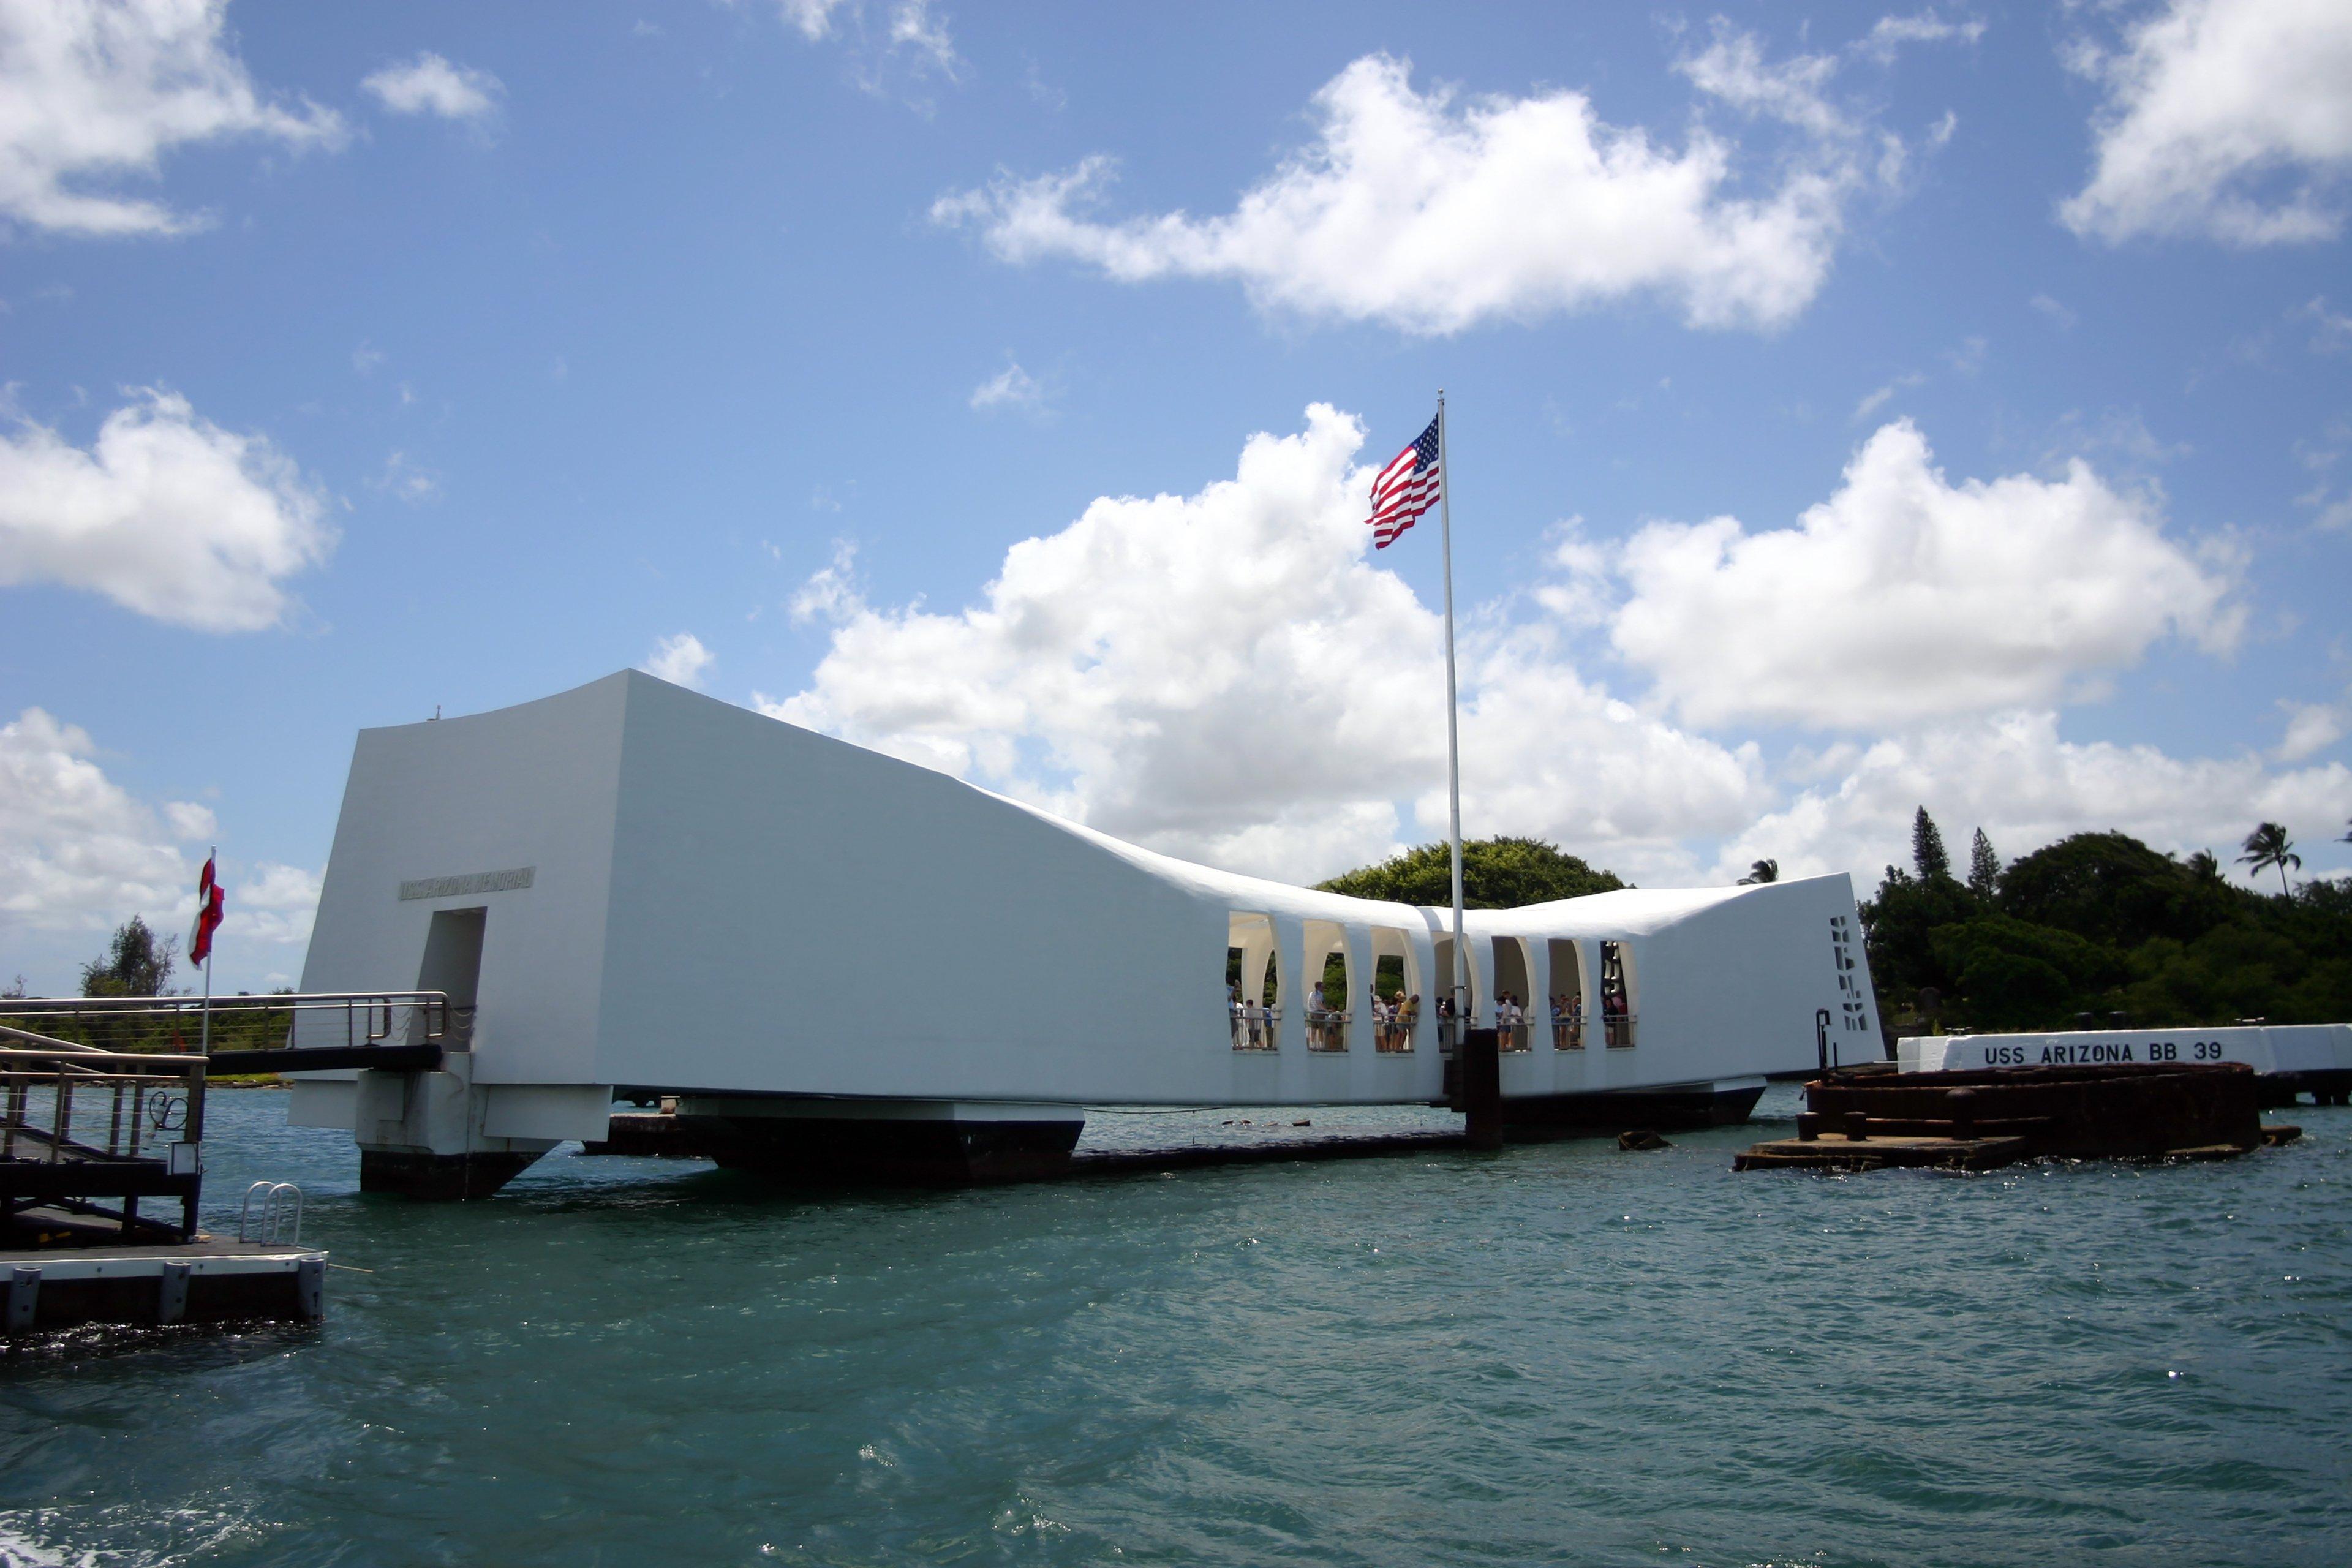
198 843 214 1058
1436 392 1466 1036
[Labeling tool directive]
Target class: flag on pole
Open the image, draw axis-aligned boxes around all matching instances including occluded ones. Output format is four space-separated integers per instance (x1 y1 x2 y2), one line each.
189 856 225 967
1365 412 1442 548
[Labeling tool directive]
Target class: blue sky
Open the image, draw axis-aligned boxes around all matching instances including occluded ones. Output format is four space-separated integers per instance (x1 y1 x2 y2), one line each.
2 0 2349 992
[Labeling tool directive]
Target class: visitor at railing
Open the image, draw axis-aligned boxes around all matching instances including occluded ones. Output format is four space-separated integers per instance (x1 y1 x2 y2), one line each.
1305 1003 1350 1052
1602 990 1636 1049
1229 999 1281 1051
1369 991 1418 1052
1497 992 1530 1052
1551 993 1583 1050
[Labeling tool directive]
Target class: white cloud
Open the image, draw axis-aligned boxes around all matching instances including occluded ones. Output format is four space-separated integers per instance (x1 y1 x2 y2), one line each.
0 389 333 632
775 0 854 40
644 632 714 690
886 1 956 76
2302 295 2352 354
1857 10 1988 65
361 53 502 122
0 707 192 935
2061 0 2352 245
934 44 1894 334
761 405 1762 884
1677 21 1847 138
750 405 2329 897
233 860 322 946
755 0 959 88
374 450 439 503
2277 698 2347 763
1852 372 1924 421
0 708 321 967
0 0 342 236
969 360 1044 413
1605 420 2239 729
2030 292 2078 331
1714 710 2352 891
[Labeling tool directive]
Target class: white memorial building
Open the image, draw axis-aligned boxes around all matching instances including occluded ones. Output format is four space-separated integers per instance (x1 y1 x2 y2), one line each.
290 672 1883 1194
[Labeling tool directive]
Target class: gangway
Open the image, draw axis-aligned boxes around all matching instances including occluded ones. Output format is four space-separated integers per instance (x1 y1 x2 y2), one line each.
0 991 462 1076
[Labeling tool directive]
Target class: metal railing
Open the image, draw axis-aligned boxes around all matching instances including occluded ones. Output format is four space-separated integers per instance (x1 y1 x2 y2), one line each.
1229 1006 1283 1052
1553 1013 1585 1050
1603 1012 1639 1049
1305 1009 1352 1053
1 1033 208 1240
0 991 466 1060
239 1182 304 1245
1368 1009 1419 1053
1497 1021 1532 1053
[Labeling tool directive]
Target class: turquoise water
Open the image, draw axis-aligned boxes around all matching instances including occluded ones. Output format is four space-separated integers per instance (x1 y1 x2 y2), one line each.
5 1087 2351 1567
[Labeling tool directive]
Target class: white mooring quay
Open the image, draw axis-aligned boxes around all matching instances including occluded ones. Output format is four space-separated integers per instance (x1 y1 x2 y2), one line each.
1902 1023 2352 1107
286 671 1886 1195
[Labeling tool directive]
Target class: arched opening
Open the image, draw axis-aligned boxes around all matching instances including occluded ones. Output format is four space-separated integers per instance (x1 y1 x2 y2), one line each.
1491 937 1534 1052
1227 911 1281 1051
1304 921 1351 1052
1548 938 1586 1050
1368 927 1419 1052
1600 940 1637 1048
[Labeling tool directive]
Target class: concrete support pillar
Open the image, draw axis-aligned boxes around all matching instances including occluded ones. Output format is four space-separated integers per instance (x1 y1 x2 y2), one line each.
351 1052 556 1200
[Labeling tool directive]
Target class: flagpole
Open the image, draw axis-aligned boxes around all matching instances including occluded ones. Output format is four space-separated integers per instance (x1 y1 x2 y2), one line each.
1436 391 1466 1037
199 844 214 1058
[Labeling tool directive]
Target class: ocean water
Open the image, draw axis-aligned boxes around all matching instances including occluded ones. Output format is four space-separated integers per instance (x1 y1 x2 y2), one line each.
4 1086 2350 1567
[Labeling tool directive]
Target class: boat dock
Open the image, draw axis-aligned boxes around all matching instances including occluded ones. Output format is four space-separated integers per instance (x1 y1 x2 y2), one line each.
2 1030 324 1340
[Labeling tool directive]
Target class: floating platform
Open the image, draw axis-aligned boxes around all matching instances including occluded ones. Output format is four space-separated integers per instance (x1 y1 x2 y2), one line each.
3 1231 325 1337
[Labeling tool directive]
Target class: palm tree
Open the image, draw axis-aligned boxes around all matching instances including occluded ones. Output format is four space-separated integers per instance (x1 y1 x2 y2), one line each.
2340 818 2351 845
2238 823 2301 897
1738 858 1779 885
2185 849 2224 884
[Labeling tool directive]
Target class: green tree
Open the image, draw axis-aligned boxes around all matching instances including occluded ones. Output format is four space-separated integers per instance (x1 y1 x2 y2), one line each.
2185 849 2225 884
80 916 176 998
2238 822 2301 897
1316 836 1625 908
1738 859 1779 885
1999 831 2233 949
1912 807 1953 883
1966 829 2001 900
1928 915 2121 1031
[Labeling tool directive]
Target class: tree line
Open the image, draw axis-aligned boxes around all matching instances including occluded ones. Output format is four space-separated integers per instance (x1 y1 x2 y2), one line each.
1 915 293 1055
1861 810 2352 1036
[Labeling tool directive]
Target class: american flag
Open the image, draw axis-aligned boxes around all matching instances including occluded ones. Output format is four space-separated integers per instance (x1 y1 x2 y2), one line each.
1365 413 1441 549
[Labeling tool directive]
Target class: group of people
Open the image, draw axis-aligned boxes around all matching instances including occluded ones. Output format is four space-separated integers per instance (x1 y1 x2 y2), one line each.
1368 990 1420 1052
1229 983 1422 1052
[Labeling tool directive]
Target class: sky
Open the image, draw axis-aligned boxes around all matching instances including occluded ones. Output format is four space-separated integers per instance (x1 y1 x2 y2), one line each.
1 0 2349 994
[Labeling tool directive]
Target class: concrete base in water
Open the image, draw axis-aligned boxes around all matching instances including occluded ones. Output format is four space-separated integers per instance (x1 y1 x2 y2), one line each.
359 1148 546 1200
677 1114 1085 1185
1501 1079 1768 1136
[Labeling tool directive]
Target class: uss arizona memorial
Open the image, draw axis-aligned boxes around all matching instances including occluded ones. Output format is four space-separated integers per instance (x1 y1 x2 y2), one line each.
288 671 1884 1193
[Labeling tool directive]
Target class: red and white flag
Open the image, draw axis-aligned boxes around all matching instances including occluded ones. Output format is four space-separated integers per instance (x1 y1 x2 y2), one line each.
189 856 225 967
1365 412 1442 549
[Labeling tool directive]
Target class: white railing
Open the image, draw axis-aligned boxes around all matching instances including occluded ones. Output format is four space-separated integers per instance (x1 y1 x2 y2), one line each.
1604 1012 1639 1049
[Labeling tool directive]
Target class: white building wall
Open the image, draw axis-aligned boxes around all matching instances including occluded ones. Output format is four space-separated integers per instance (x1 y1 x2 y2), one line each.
295 675 629 1085
292 672 1883 1113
